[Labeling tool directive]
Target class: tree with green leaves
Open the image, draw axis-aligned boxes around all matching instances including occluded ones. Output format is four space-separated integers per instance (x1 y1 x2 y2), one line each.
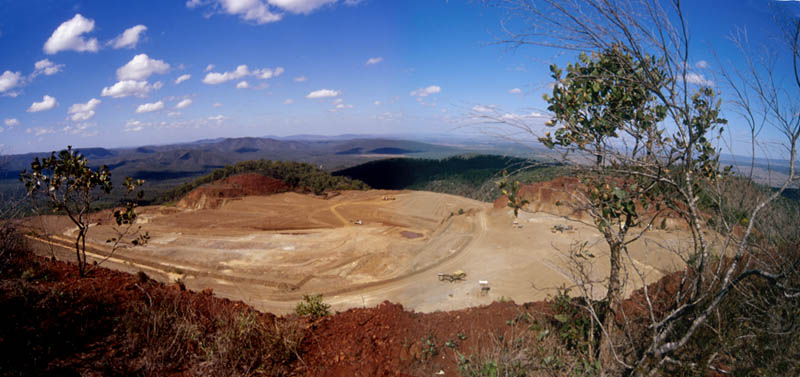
20 146 148 277
481 0 800 374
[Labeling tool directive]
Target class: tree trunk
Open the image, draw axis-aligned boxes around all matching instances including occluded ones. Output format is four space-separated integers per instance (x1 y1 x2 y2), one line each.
599 240 623 375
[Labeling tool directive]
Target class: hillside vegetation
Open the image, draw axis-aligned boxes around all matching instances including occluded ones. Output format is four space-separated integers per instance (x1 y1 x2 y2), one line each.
157 159 369 204
334 154 566 202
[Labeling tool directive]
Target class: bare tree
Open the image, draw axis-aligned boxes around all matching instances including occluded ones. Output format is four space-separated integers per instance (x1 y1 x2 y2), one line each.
482 0 800 374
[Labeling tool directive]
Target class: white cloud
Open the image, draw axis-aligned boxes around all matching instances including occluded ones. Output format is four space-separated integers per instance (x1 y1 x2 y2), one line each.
409 85 441 97
294 76 307 82
306 88 340 98
283 98 294 104
203 64 249 84
62 123 96 136
175 74 191 84
43 14 99 54
335 103 352 109
254 66 284 79
501 111 545 121
374 100 381 105
685 72 714 86
695 60 709 69
32 59 64 77
4 118 20 127
0 70 22 96
175 98 193 109
236 80 249 88
472 104 495 113
27 95 58 112
67 98 101 121
136 100 165 113
27 127 57 136
101 80 162 98
213 102 222 107
110 25 147 49
167 111 181 117
332 98 343 104
124 119 144 132
269 0 337 14
217 0 282 23
117 54 170 80
208 114 225 122
365 57 383 65
508 87 522 94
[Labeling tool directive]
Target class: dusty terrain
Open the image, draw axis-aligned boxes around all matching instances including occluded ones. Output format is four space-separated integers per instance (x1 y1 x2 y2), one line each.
26 180 691 315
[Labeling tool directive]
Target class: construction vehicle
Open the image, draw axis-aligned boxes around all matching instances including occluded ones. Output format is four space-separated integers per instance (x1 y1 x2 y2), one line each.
551 224 573 233
438 270 466 282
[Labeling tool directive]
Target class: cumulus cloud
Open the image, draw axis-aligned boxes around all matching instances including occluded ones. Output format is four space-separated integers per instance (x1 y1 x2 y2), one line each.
175 98 193 109
409 85 441 97
43 14 99 54
4 118 20 127
174 74 191 84
101 80 162 98
695 60 709 69
306 89 340 98
236 80 249 88
508 87 522 94
203 65 249 84
365 57 383 65
294 76 307 82
123 119 144 132
26 127 57 137
117 54 170 80
208 114 225 122
32 59 64 77
187 0 346 24
254 66 284 79
685 72 714 87
61 123 96 136
212 0 282 23
203 64 284 85
269 0 337 14
110 25 147 49
501 111 545 121
472 104 495 113
0 70 22 96
283 98 294 104
67 98 101 121
136 100 165 113
27 95 58 112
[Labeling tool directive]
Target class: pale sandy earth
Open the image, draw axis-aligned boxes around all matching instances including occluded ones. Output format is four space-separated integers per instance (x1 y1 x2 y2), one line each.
27 190 692 315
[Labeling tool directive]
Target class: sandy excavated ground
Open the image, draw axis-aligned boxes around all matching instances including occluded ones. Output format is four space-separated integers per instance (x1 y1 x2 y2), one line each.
28 189 691 314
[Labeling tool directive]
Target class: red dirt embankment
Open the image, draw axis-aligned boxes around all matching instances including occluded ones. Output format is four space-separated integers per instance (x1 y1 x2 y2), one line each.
176 173 289 209
494 177 588 220
494 177 691 230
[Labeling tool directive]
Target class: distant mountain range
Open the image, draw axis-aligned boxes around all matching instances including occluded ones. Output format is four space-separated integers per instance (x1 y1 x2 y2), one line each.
0 136 499 199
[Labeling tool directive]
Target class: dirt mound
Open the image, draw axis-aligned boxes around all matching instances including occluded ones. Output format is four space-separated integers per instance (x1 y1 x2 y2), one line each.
298 300 550 376
176 173 289 209
494 177 587 219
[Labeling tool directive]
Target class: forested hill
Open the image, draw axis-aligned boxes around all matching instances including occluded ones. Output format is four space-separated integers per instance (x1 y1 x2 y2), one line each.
158 160 369 204
333 155 565 202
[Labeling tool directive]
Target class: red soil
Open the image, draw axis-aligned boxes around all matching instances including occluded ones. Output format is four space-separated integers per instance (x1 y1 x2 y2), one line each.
177 173 289 209
494 177 588 220
3 249 692 376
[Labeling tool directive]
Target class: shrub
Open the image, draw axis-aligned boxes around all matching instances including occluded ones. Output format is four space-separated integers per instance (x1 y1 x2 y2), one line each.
295 294 331 320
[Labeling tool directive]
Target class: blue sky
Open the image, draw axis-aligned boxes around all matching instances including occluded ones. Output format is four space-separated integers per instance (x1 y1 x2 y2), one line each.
0 0 798 156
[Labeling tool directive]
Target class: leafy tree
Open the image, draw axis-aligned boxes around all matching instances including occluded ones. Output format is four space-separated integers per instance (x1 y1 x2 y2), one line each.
483 0 799 374
20 146 147 277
